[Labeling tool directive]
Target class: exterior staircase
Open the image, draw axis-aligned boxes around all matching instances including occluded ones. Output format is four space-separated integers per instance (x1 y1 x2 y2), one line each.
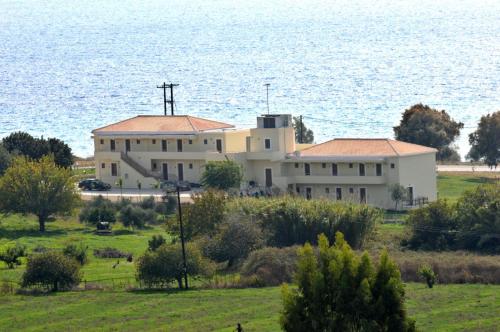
120 152 160 180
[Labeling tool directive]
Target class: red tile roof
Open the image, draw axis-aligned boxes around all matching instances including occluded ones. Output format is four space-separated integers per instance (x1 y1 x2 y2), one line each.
92 115 234 134
298 139 437 157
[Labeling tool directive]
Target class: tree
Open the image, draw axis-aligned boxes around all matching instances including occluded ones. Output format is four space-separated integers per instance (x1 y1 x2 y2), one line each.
281 233 415 332
393 104 464 161
203 215 264 267
0 156 79 232
47 137 74 168
201 160 242 190
293 116 314 144
0 143 12 176
79 196 116 225
467 111 500 167
22 251 82 291
389 184 408 210
136 242 214 289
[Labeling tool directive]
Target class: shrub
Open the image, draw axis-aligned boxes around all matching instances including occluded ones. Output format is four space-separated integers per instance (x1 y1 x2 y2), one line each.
201 160 242 190
0 243 26 269
241 246 299 286
404 199 457 251
119 205 151 228
281 233 415 332
136 242 215 289
148 235 166 251
228 196 379 249
22 251 81 291
63 242 88 265
93 247 131 259
79 196 116 225
418 265 437 288
139 196 156 210
203 215 264 267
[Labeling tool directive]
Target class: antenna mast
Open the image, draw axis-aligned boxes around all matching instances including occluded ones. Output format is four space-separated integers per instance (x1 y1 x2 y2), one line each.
264 83 270 114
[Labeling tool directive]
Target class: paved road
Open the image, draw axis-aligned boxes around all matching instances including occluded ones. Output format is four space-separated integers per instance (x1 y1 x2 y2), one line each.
437 165 499 173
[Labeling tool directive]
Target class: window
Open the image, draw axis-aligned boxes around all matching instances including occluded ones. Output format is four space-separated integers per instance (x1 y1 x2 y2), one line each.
336 188 342 200
204 139 208 144
162 140 167 152
136 140 140 144
101 163 105 169
111 163 117 176
152 139 156 144
189 163 193 169
304 163 311 176
296 186 300 193
376 163 382 176
349 187 354 194
152 162 157 170
110 139 115 151
100 139 104 145
216 139 222 153
349 163 353 168
264 138 271 150
294 163 299 168
322 163 326 168
391 163 395 169
263 117 276 128
325 187 330 194
177 139 183 152
125 139 130 152
189 139 193 145
359 163 365 176
332 163 338 176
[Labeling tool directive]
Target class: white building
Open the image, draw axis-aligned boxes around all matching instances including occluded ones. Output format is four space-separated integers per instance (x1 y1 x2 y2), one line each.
92 114 437 209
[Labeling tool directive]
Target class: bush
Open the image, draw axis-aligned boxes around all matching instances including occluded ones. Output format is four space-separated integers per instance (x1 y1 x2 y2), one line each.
22 251 82 291
93 247 131 259
63 242 88 265
0 243 26 269
136 242 215 289
148 235 166 251
228 196 379 249
201 160 242 190
203 215 264 267
418 265 437 288
404 200 457 251
79 196 116 225
241 246 299 286
119 205 153 228
281 233 415 331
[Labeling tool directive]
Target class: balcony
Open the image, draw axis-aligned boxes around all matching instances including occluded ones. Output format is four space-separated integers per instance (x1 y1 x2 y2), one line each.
289 175 386 185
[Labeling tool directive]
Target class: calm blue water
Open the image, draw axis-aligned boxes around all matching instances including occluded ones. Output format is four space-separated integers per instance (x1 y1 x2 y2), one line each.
1 0 499 157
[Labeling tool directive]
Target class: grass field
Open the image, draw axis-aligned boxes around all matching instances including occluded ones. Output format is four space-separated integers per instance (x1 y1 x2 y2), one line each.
437 172 498 203
1 284 499 331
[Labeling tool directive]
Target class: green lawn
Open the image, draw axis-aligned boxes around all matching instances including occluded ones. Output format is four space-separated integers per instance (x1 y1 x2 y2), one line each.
437 172 498 202
1 284 499 331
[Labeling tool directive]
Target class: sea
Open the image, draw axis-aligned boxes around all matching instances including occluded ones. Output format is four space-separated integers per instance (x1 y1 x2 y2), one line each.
0 0 499 157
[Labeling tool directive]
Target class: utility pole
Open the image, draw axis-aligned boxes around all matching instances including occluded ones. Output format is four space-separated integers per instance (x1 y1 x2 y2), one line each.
176 186 189 289
299 115 304 144
264 83 270 114
157 82 179 116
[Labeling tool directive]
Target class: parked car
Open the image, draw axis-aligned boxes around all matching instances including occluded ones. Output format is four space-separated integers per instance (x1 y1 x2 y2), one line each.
78 179 111 191
160 180 191 193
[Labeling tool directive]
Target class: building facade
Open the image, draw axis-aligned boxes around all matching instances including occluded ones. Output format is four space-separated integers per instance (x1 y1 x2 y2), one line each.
92 114 437 209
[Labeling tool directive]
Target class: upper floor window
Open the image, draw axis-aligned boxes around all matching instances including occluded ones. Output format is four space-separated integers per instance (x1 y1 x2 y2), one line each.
152 139 156 144
332 163 338 176
264 138 271 150
263 117 276 128
189 139 193 145
376 163 382 176
359 163 365 176
136 140 140 144
391 163 395 169
305 163 311 176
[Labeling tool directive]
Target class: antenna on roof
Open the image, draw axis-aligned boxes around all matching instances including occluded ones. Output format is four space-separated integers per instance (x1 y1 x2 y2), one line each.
264 83 270 115
157 82 179 116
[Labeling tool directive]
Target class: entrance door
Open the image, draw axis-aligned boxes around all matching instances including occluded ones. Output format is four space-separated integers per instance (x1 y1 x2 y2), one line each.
162 163 168 180
306 187 312 200
125 139 131 152
304 163 311 176
265 168 272 187
216 139 222 153
407 187 414 206
177 139 183 152
178 163 184 181
360 188 367 204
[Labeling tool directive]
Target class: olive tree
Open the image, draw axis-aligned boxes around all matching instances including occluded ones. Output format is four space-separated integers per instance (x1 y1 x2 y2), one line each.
467 111 500 167
0 156 79 232
201 160 242 190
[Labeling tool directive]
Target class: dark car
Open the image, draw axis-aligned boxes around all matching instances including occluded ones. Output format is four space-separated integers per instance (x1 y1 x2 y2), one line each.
160 180 191 193
78 179 111 191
